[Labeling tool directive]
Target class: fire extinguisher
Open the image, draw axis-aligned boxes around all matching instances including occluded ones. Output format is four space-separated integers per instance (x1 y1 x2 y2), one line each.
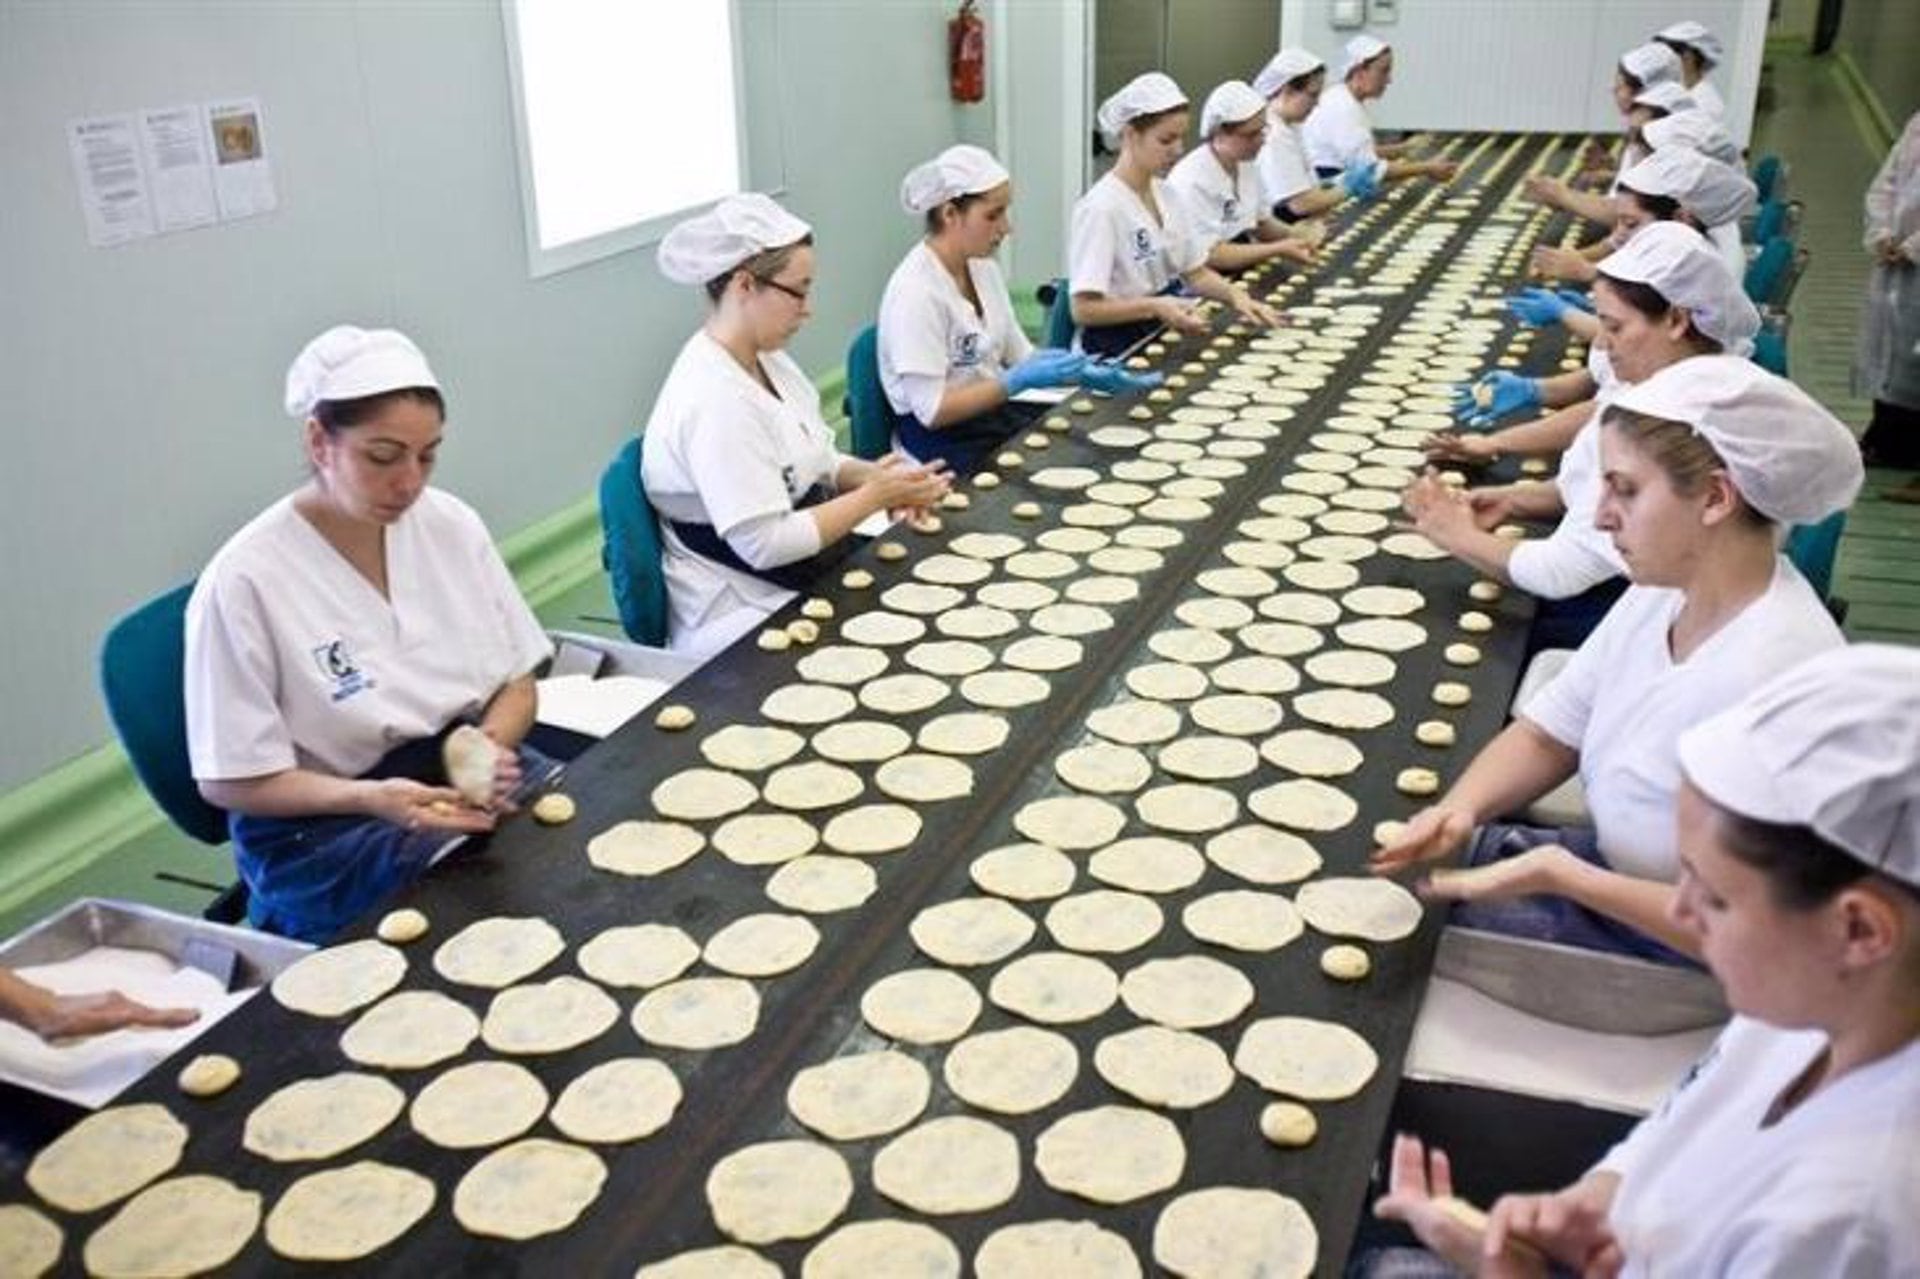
949 0 985 103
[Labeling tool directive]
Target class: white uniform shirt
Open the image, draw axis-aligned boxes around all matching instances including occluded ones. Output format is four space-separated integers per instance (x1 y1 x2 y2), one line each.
1067 172 1208 304
1600 1016 1920 1277
642 331 844 658
1707 221 1748 283
1166 146 1263 248
877 242 1032 425
1523 558 1843 882
1301 82 1377 174
1508 357 1629 600
1688 77 1727 120
185 490 551 782
1258 118 1318 208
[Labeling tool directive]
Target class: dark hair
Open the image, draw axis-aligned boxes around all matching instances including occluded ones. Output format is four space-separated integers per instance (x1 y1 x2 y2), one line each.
1593 275 1722 355
925 190 991 235
1621 188 1683 222
1715 808 1872 911
1601 405 1770 526
1618 65 1646 93
1286 68 1325 95
702 234 816 303
1126 105 1188 138
312 387 445 435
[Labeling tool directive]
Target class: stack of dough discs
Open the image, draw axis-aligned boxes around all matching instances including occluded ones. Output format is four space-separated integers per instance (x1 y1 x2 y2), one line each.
942 1026 1079 1114
551 1058 683 1144
455 1139 607 1241
873 1117 1020 1216
270 938 406 1017
264 1161 435 1262
341 990 480 1069
1035 1106 1185 1203
860 969 982 1044
786 1050 931 1140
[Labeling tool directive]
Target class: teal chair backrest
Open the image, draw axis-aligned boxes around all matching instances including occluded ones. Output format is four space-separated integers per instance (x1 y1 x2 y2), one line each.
1744 236 1792 306
1751 154 1782 203
99 583 230 845
1784 511 1847 602
1042 277 1076 349
1751 327 1788 376
599 438 671 646
1751 199 1786 244
844 325 892 461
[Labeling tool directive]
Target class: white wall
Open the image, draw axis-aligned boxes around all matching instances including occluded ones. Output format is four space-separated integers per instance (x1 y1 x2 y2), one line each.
0 0 1022 792
1281 0 1770 146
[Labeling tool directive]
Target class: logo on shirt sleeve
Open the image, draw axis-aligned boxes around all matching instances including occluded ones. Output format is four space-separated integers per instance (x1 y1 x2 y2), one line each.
312 640 375 703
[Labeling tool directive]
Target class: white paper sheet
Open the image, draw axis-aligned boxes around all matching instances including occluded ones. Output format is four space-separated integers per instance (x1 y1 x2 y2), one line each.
1010 385 1073 405
1405 976 1724 1116
138 104 218 232
207 97 277 220
68 114 155 247
536 673 673 738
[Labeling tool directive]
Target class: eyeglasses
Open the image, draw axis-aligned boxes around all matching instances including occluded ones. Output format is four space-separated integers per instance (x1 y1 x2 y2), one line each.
760 277 811 304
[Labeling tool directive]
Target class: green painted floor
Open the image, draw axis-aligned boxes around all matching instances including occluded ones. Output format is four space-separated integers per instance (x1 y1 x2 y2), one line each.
8 51 1914 939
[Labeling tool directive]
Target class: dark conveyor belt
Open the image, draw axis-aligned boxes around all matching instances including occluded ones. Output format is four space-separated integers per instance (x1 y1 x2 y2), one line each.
8 132 1606 1278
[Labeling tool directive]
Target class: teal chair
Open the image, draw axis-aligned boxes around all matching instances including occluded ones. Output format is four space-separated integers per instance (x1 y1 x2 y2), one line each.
1750 198 1786 244
598 438 671 646
99 583 246 921
1750 154 1783 203
1744 236 1793 306
842 326 893 461
1785 511 1847 606
1037 278 1076 349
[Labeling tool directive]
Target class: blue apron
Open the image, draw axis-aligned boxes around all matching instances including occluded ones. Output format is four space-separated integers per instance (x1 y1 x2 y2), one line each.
666 483 854 592
1080 280 1188 358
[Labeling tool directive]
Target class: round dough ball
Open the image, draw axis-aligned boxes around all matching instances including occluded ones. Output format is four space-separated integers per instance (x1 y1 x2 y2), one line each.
1320 944 1372 981
531 792 576 824
655 704 697 730
1415 719 1457 747
1431 681 1473 707
1396 767 1441 796
177 1054 240 1098
1260 1101 1319 1147
376 908 429 943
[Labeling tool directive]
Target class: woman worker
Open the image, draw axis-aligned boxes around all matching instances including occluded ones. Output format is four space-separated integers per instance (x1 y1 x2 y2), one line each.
1254 47 1380 222
645 194 951 656
1532 144 1754 286
1301 35 1457 188
186 327 557 942
1858 111 1920 500
1374 643 1920 1277
1374 355 1862 962
1164 80 1321 273
1524 41 1684 226
879 145 1094 475
1067 72 1285 357
1654 19 1728 120
1412 224 1760 653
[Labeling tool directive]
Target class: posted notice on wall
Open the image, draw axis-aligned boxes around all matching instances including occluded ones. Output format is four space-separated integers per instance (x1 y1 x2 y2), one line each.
68 96 277 248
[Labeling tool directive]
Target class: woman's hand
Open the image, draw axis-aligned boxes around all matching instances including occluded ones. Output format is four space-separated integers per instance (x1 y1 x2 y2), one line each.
1485 1177 1624 1279
1374 1134 1550 1277
486 736 524 813
1276 239 1318 266
367 778 497 834
1424 431 1502 466
1231 292 1285 329
1522 174 1569 209
1418 845 1579 905
1371 803 1475 874
1153 296 1210 335
860 453 951 516
1402 474 1483 551
4 972 201 1041
1530 245 1596 283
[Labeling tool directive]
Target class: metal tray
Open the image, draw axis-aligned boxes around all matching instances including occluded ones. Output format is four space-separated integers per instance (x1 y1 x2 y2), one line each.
1433 925 1727 1036
0 897 309 991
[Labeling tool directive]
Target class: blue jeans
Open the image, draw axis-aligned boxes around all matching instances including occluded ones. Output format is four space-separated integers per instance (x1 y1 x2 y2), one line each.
1449 822 1698 968
233 736 560 943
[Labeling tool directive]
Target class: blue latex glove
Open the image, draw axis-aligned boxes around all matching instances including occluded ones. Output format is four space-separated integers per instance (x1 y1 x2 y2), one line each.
1001 348 1087 397
1080 359 1164 395
1450 372 1540 428
1555 288 1594 314
1506 287 1570 328
1339 162 1381 201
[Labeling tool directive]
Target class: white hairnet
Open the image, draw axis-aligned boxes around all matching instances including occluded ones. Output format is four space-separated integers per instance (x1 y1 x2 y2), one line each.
1644 110 1741 166
1201 80 1268 137
1096 72 1189 148
1619 146 1756 228
284 326 438 420
1253 47 1324 99
900 145 1010 215
1599 222 1760 355
1679 645 1920 887
1620 41 1682 88
657 193 811 287
1339 34 1390 80
1632 81 1696 115
1657 20 1724 67
1606 354 1863 526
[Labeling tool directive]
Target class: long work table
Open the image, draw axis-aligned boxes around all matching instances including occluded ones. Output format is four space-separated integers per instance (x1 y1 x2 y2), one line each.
5 132 1602 1278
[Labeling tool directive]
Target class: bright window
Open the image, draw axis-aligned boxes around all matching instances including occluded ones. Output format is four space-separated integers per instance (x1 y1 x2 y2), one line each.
503 0 742 275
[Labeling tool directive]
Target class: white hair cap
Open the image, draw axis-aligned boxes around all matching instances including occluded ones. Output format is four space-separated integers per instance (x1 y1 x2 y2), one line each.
1606 354 1863 526
1201 80 1268 137
1339 34 1390 80
1657 20 1724 67
1598 222 1760 355
1619 146 1755 228
1632 81 1697 115
1097 72 1188 147
1620 41 1682 87
1679 645 1920 887
1253 47 1324 99
284 326 438 420
1644 109 1741 166
900 145 1010 215
656 193 811 287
